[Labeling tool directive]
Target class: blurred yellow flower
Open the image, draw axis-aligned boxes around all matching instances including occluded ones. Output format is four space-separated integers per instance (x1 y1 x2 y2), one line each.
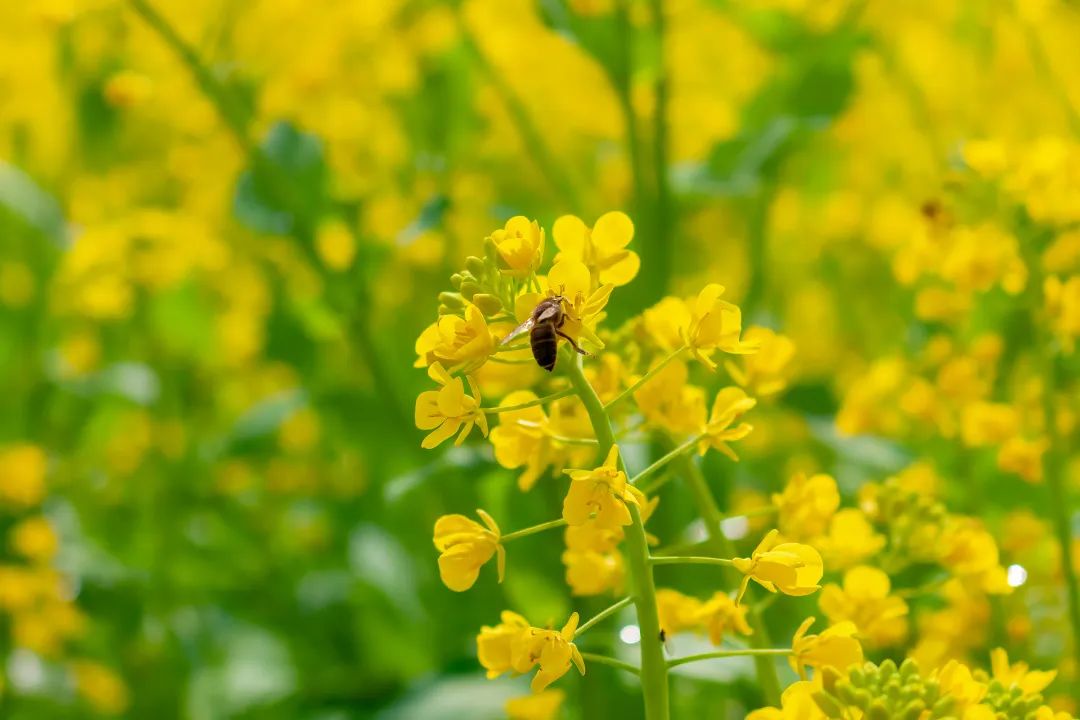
414 363 488 449
432 509 504 592
633 359 706 436
772 472 839 541
818 566 908 647
0 444 47 508
997 436 1049 483
990 647 1056 694
724 326 796 397
961 402 1019 447
789 618 863 678
490 390 553 491
562 446 645 530
938 518 1010 594
10 516 60 564
733 529 823 604
315 219 357 271
697 386 756 459
562 522 624 596
934 659 988 712
103 70 153 108
477 610 531 678
506 689 565 720
553 211 639 286
813 509 886 571
72 660 130 715
686 284 758 370
699 592 752 644
490 216 545 277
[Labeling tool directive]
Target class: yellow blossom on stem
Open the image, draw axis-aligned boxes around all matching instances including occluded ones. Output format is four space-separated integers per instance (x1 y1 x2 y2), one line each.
489 390 554 491
10 516 60 564
960 402 1019 447
0 444 48 508
1045 275 1080 351
545 259 614 350
562 446 646 530
656 589 704 636
432 509 504 592
697 386 756 459
809 509 886 571
818 566 908 647
684 284 758 370
477 611 532 678
724 326 796 397
490 216 545 277
990 647 1057 694
414 363 488 449
414 303 496 372
733 529 823 605
641 296 692 352
562 522 625 596
509 613 587 692
553 211 639 286
789 618 863 678
634 359 706 436
938 518 1011 594
505 689 565 720
746 681 826 720
772 472 839 541
934 659 988 712
699 592 753 644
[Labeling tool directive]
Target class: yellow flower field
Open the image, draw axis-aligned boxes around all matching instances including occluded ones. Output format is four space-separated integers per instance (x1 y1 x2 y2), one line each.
2 0 1080 718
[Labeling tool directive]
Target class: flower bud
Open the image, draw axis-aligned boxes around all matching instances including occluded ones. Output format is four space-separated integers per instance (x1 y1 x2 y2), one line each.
439 292 465 309
460 280 481 299
450 273 464 289
465 255 486 276
472 294 503 316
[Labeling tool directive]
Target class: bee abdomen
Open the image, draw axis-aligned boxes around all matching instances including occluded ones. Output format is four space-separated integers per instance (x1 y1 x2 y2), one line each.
530 324 558 372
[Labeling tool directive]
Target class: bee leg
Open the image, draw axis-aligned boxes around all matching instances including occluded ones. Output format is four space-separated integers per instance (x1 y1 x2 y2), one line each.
556 330 590 356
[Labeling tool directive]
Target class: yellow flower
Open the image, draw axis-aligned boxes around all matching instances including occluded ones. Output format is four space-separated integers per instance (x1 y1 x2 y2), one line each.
414 363 488 449
990 647 1057 694
724 326 796 397
938 518 1010 594
699 592 752 645
656 589 704 636
71 661 130 715
746 681 827 720
553 211 639 286
562 522 624 596
0 444 48 508
315 219 356 271
814 509 885 570
685 284 758 371
490 216 545 277
541 259 614 351
997 436 1049 483
633 359 707 436
641 296 692 352
818 566 908 647
697 387 756 460
562 446 646 530
1045 275 1080 350
432 510 504 592
477 611 531 678
10 516 60 564
505 689 565 720
490 390 554 491
934 659 988 712
960 402 1019 447
414 303 496 372
772 472 839 541
511 612 587 692
733 530 823 605
790 618 863 677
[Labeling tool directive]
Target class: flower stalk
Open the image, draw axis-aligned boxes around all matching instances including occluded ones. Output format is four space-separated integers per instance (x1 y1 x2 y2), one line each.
575 597 634 637
565 353 670 720
501 518 569 543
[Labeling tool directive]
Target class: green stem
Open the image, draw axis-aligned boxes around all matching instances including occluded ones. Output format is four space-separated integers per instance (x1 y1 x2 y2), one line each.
680 457 782 706
667 648 791 670
565 354 669 720
650 556 733 568
576 597 634 637
630 434 702 487
604 345 687 411
646 0 673 297
501 518 568 543
580 652 641 676
482 388 575 414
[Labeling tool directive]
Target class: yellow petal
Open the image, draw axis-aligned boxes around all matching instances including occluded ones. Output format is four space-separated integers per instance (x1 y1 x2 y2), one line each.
548 259 591 301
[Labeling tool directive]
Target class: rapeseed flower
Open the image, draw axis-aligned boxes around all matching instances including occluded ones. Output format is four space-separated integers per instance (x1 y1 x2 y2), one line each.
553 211 639 286
733 529 823 604
490 216 545 277
432 510 504 592
685 284 758 370
698 387 756 459
414 303 496 373
789 618 863 677
746 681 826 720
772 472 839 541
990 647 1056 694
818 566 908 647
724 326 796 397
505 689 565 720
414 363 488 449
479 611 586 693
562 446 646 530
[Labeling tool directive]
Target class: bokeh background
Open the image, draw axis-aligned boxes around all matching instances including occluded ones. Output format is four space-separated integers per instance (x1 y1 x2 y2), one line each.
2 0 1080 718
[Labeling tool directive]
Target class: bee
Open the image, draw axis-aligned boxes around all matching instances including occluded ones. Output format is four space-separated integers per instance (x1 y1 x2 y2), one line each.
502 295 589 372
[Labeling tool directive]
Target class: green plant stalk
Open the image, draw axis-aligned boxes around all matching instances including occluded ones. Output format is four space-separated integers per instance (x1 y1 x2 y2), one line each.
501 518 568 543
576 596 634 637
580 652 641 676
650 556 733 567
647 0 673 296
679 455 782 706
667 648 790 670
566 354 669 720
482 387 576 414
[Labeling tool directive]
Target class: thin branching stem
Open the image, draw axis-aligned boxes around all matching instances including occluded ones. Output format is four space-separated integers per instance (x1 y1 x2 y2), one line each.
482 388 575 414
576 597 633 637
501 518 568 543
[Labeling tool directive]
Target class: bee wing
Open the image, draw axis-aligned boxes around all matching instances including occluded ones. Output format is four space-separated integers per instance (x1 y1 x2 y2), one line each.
501 317 535 345
535 303 560 323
